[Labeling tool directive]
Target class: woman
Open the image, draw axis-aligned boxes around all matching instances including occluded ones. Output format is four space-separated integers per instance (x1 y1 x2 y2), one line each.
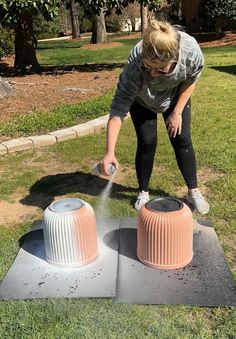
100 20 209 214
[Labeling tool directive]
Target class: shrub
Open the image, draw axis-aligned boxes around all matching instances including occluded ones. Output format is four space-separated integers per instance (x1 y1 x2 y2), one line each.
0 26 14 59
106 16 121 33
33 13 63 40
80 18 93 33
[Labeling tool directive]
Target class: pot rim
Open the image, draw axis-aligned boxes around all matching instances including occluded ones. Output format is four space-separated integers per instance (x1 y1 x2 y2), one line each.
144 197 184 213
48 198 86 213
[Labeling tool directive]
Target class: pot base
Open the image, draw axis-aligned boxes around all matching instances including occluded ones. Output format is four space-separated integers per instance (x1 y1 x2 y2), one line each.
137 252 193 270
46 251 99 269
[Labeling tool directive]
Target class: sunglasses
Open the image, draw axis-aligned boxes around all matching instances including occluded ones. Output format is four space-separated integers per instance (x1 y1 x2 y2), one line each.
141 61 171 75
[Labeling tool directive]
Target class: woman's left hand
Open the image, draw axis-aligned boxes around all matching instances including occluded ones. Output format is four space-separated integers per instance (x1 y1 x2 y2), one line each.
166 110 182 138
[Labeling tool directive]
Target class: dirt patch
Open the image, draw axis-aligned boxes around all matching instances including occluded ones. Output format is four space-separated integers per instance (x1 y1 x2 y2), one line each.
0 151 132 226
0 69 119 124
0 192 78 227
0 199 39 226
197 166 225 182
0 164 222 227
176 166 225 198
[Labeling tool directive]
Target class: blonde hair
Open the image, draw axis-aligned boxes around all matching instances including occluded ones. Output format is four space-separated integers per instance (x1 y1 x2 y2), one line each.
142 20 179 63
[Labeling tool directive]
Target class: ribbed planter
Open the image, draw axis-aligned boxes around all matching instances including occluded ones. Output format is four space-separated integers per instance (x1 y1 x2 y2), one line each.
137 197 193 270
43 198 99 268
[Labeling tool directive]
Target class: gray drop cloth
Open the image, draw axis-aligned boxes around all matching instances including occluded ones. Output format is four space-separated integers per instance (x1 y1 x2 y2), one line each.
0 218 119 300
0 218 235 306
116 218 236 306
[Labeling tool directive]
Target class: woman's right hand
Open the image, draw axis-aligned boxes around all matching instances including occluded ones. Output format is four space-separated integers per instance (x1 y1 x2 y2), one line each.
99 116 121 175
100 152 119 176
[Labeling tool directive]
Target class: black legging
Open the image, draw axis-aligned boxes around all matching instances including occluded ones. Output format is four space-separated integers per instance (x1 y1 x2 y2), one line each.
130 99 197 191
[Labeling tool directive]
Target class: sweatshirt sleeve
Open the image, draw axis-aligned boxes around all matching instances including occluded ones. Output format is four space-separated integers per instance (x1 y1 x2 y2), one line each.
109 47 143 120
184 40 204 84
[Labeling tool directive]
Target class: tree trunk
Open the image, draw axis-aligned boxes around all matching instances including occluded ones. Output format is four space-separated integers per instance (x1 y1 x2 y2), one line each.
215 16 223 38
141 5 148 33
91 9 107 44
0 77 15 99
131 20 135 32
14 10 40 73
70 0 81 39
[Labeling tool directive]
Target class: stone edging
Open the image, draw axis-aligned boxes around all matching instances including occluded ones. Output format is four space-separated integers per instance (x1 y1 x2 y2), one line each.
0 115 110 156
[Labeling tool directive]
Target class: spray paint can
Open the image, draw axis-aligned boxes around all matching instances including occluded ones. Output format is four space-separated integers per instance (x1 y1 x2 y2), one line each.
93 163 117 176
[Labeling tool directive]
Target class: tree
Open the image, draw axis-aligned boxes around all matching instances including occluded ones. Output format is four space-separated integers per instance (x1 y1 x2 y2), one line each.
141 4 148 32
0 0 164 73
91 9 107 43
70 0 81 38
200 0 236 37
166 0 182 24
120 3 140 32
0 0 60 73
86 0 163 43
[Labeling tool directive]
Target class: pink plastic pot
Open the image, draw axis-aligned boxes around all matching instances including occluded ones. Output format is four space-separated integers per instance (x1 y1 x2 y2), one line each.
137 197 193 270
43 198 99 268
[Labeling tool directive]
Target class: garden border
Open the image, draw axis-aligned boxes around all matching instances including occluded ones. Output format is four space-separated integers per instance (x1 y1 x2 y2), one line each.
0 114 110 156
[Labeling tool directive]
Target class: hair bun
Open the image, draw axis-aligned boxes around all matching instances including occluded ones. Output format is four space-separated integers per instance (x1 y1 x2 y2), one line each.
159 24 169 33
142 20 179 63
150 20 169 33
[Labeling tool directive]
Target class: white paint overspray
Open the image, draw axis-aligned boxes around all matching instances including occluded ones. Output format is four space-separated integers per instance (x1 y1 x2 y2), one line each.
95 171 117 220
94 169 117 258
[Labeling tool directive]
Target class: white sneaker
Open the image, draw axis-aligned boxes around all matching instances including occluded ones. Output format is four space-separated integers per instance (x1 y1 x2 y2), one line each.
134 190 150 211
186 190 210 215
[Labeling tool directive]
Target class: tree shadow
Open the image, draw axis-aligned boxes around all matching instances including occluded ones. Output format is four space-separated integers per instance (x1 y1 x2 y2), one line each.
0 62 126 78
210 65 236 76
36 44 85 51
0 62 10 70
192 32 226 43
20 171 168 210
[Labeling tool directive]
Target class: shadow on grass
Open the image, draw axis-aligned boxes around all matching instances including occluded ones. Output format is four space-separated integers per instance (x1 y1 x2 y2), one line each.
0 62 126 77
210 65 236 76
37 44 85 51
20 171 168 210
192 32 226 43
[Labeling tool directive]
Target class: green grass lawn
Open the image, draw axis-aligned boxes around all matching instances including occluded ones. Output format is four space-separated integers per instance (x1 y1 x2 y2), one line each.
37 35 141 66
0 40 235 338
0 89 115 138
